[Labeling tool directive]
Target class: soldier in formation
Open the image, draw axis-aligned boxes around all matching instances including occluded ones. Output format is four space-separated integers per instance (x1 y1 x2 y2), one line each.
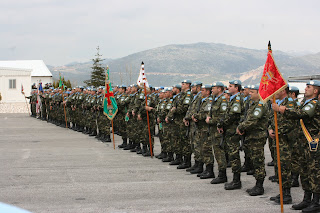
29 79 320 212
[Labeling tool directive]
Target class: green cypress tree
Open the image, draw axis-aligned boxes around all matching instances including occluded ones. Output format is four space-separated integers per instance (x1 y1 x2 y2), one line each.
84 46 105 87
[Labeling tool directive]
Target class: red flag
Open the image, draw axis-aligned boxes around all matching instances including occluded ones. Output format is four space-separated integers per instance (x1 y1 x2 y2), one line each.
259 47 287 103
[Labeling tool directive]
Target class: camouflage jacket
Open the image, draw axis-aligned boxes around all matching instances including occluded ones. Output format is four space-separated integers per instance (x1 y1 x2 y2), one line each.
167 90 193 124
218 92 244 135
269 96 297 134
184 91 202 120
284 97 320 138
193 96 212 128
237 100 268 140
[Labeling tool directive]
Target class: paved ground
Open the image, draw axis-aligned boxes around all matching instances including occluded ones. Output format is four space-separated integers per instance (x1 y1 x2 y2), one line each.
0 114 303 213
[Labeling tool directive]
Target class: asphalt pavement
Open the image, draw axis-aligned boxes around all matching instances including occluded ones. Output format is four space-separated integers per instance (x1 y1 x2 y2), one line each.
0 114 303 213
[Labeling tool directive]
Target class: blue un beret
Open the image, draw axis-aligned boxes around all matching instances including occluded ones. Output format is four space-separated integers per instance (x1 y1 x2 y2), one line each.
229 80 242 85
288 85 299 92
250 84 259 90
182 79 192 84
307 80 320 87
201 84 212 89
212 81 224 87
173 84 182 89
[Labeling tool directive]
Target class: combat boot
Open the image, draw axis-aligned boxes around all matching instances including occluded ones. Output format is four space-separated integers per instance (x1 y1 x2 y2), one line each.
275 188 292 204
190 162 204 174
95 132 101 139
241 163 248 173
118 138 127 148
177 155 191 169
143 146 151 157
291 173 300 187
302 193 320 213
162 152 173 162
158 152 167 160
197 170 206 177
247 169 254 175
291 190 312 210
140 145 147 155
84 128 90 134
211 169 227 184
123 141 134 150
155 152 163 158
135 144 142 153
104 135 111 143
186 160 199 172
200 164 215 179
169 154 182 165
224 173 241 190
89 130 97 136
247 179 264 196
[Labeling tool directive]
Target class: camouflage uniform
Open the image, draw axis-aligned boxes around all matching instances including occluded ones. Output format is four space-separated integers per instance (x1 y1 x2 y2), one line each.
284 97 320 193
238 100 268 181
193 96 214 166
207 94 228 171
167 90 193 162
269 96 297 189
218 92 244 174
184 92 202 162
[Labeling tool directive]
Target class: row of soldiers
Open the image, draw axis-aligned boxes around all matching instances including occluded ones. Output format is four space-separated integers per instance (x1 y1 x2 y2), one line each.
29 79 320 213
113 79 320 213
28 86 112 142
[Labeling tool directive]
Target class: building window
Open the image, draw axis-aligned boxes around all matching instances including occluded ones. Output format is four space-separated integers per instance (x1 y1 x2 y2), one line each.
9 79 16 89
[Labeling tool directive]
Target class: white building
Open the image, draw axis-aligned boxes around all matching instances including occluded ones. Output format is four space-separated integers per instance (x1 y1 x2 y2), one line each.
0 60 53 87
0 60 52 113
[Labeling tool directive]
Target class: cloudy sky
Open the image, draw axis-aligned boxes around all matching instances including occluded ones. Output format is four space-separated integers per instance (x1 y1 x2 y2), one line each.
1 0 320 65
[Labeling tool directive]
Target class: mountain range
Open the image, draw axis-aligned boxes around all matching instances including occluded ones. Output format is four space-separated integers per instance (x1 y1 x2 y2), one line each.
49 42 320 87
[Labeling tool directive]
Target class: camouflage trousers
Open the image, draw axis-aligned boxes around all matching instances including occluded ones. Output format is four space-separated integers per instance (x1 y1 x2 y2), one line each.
190 122 201 161
225 133 241 174
178 122 192 156
247 137 266 180
308 144 320 193
158 123 164 152
196 127 214 165
167 122 180 154
140 120 155 146
288 130 300 175
294 136 312 192
273 134 292 189
97 112 110 135
211 132 227 170
162 122 174 153
117 113 127 139
268 137 275 162
127 115 140 143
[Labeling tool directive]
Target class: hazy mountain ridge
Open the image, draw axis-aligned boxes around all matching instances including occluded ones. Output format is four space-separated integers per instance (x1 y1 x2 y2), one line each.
49 43 320 87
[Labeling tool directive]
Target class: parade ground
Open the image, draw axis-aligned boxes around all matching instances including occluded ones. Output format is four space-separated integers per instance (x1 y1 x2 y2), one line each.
0 114 303 213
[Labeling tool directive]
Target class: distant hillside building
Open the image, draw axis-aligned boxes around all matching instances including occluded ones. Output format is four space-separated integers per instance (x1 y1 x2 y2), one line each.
0 60 52 113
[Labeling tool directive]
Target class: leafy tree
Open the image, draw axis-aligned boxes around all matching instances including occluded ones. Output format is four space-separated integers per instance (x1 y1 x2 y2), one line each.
84 46 105 87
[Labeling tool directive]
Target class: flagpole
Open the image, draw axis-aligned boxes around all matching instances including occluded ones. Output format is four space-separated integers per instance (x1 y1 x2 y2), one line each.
144 82 153 158
111 119 115 149
273 95 284 212
268 39 284 213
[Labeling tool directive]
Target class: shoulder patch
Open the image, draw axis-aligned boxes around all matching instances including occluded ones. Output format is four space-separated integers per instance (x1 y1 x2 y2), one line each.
187 91 191 95
288 97 293 101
